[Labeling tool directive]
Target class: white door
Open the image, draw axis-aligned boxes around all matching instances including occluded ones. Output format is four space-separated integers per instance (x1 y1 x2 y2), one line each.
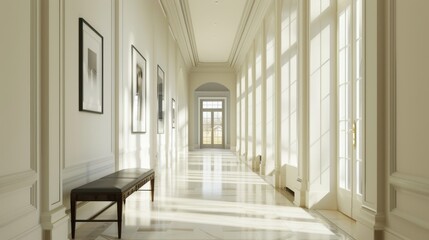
200 100 225 148
337 0 364 219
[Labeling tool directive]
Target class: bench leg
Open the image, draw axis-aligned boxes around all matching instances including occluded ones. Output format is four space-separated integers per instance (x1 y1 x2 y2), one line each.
117 198 123 239
150 178 155 202
70 194 76 239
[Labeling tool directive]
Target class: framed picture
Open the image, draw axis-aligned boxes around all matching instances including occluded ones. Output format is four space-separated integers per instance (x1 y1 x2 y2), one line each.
131 45 147 133
157 65 165 134
171 98 176 129
79 18 104 114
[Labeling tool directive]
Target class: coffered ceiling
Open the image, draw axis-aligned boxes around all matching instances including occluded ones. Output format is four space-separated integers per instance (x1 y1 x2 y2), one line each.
159 0 272 71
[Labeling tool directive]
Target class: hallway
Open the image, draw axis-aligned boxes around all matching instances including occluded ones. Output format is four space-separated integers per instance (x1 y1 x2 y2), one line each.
74 150 353 240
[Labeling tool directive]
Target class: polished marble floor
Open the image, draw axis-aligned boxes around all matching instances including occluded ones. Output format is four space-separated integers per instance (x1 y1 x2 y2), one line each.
73 150 355 240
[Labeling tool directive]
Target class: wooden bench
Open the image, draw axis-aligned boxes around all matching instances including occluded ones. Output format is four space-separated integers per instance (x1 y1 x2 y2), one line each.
70 168 155 239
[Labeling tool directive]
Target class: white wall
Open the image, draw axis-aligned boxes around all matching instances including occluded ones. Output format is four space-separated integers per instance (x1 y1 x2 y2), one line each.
384 0 429 239
118 0 188 170
0 0 42 239
119 0 156 170
175 57 190 153
62 0 116 192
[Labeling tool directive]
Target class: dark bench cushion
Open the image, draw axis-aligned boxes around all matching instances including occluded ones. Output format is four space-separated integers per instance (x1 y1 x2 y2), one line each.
71 178 136 193
101 168 154 181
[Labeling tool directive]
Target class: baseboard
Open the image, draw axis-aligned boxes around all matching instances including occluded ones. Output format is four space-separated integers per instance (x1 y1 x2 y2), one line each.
10 224 42 240
384 227 410 240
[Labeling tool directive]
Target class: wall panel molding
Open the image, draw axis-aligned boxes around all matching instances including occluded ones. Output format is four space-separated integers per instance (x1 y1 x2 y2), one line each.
388 0 397 176
390 173 429 197
0 0 41 238
0 170 37 195
387 0 429 234
0 180 38 228
63 155 114 191
391 185 429 231
387 0 396 213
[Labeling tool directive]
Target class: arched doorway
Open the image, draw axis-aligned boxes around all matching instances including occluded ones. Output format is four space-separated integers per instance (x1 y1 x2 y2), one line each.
195 83 230 149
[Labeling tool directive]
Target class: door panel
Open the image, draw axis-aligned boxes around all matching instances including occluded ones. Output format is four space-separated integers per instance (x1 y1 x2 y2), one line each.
200 100 224 148
202 111 212 145
337 0 363 219
213 111 223 145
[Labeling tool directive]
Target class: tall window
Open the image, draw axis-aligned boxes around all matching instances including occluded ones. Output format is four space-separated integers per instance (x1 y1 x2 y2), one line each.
280 0 299 168
309 0 334 186
338 3 352 191
247 54 254 162
240 70 246 156
265 7 276 175
255 28 263 163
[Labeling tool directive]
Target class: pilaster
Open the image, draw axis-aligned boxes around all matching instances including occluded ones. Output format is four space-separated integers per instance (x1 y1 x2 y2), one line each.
296 0 309 207
40 0 69 238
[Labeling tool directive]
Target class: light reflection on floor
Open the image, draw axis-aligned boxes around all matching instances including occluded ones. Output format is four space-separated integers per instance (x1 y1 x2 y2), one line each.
74 150 354 240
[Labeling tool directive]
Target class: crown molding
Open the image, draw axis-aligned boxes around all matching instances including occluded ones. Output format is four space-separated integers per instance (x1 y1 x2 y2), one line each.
231 0 273 72
228 0 256 66
159 0 197 69
190 62 234 73
160 0 271 72
180 0 199 64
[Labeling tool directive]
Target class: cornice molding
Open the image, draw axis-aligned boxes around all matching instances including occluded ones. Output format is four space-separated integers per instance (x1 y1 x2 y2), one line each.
159 0 196 68
228 0 256 67
190 62 235 73
160 0 271 72
180 0 199 64
231 0 273 72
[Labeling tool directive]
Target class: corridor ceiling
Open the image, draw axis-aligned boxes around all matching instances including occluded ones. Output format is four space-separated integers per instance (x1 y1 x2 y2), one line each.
160 0 272 70
188 0 246 63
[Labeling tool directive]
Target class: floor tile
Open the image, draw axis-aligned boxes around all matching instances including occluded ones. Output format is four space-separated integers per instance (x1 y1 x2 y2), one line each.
73 150 355 240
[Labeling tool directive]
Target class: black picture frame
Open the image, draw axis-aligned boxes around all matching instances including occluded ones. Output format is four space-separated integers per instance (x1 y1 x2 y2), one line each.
79 18 104 114
131 45 147 133
157 65 165 134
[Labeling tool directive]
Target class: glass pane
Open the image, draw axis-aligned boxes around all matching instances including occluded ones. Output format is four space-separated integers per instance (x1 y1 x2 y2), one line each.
213 111 223 145
202 112 212 144
345 158 351 191
356 39 362 79
310 0 321 21
356 0 362 39
339 49 345 84
357 160 363 195
339 84 346 120
339 11 345 48
202 101 223 109
356 79 361 118
339 158 346 189
339 121 347 158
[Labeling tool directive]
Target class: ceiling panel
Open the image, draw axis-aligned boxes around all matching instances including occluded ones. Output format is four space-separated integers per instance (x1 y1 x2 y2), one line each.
188 0 247 63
